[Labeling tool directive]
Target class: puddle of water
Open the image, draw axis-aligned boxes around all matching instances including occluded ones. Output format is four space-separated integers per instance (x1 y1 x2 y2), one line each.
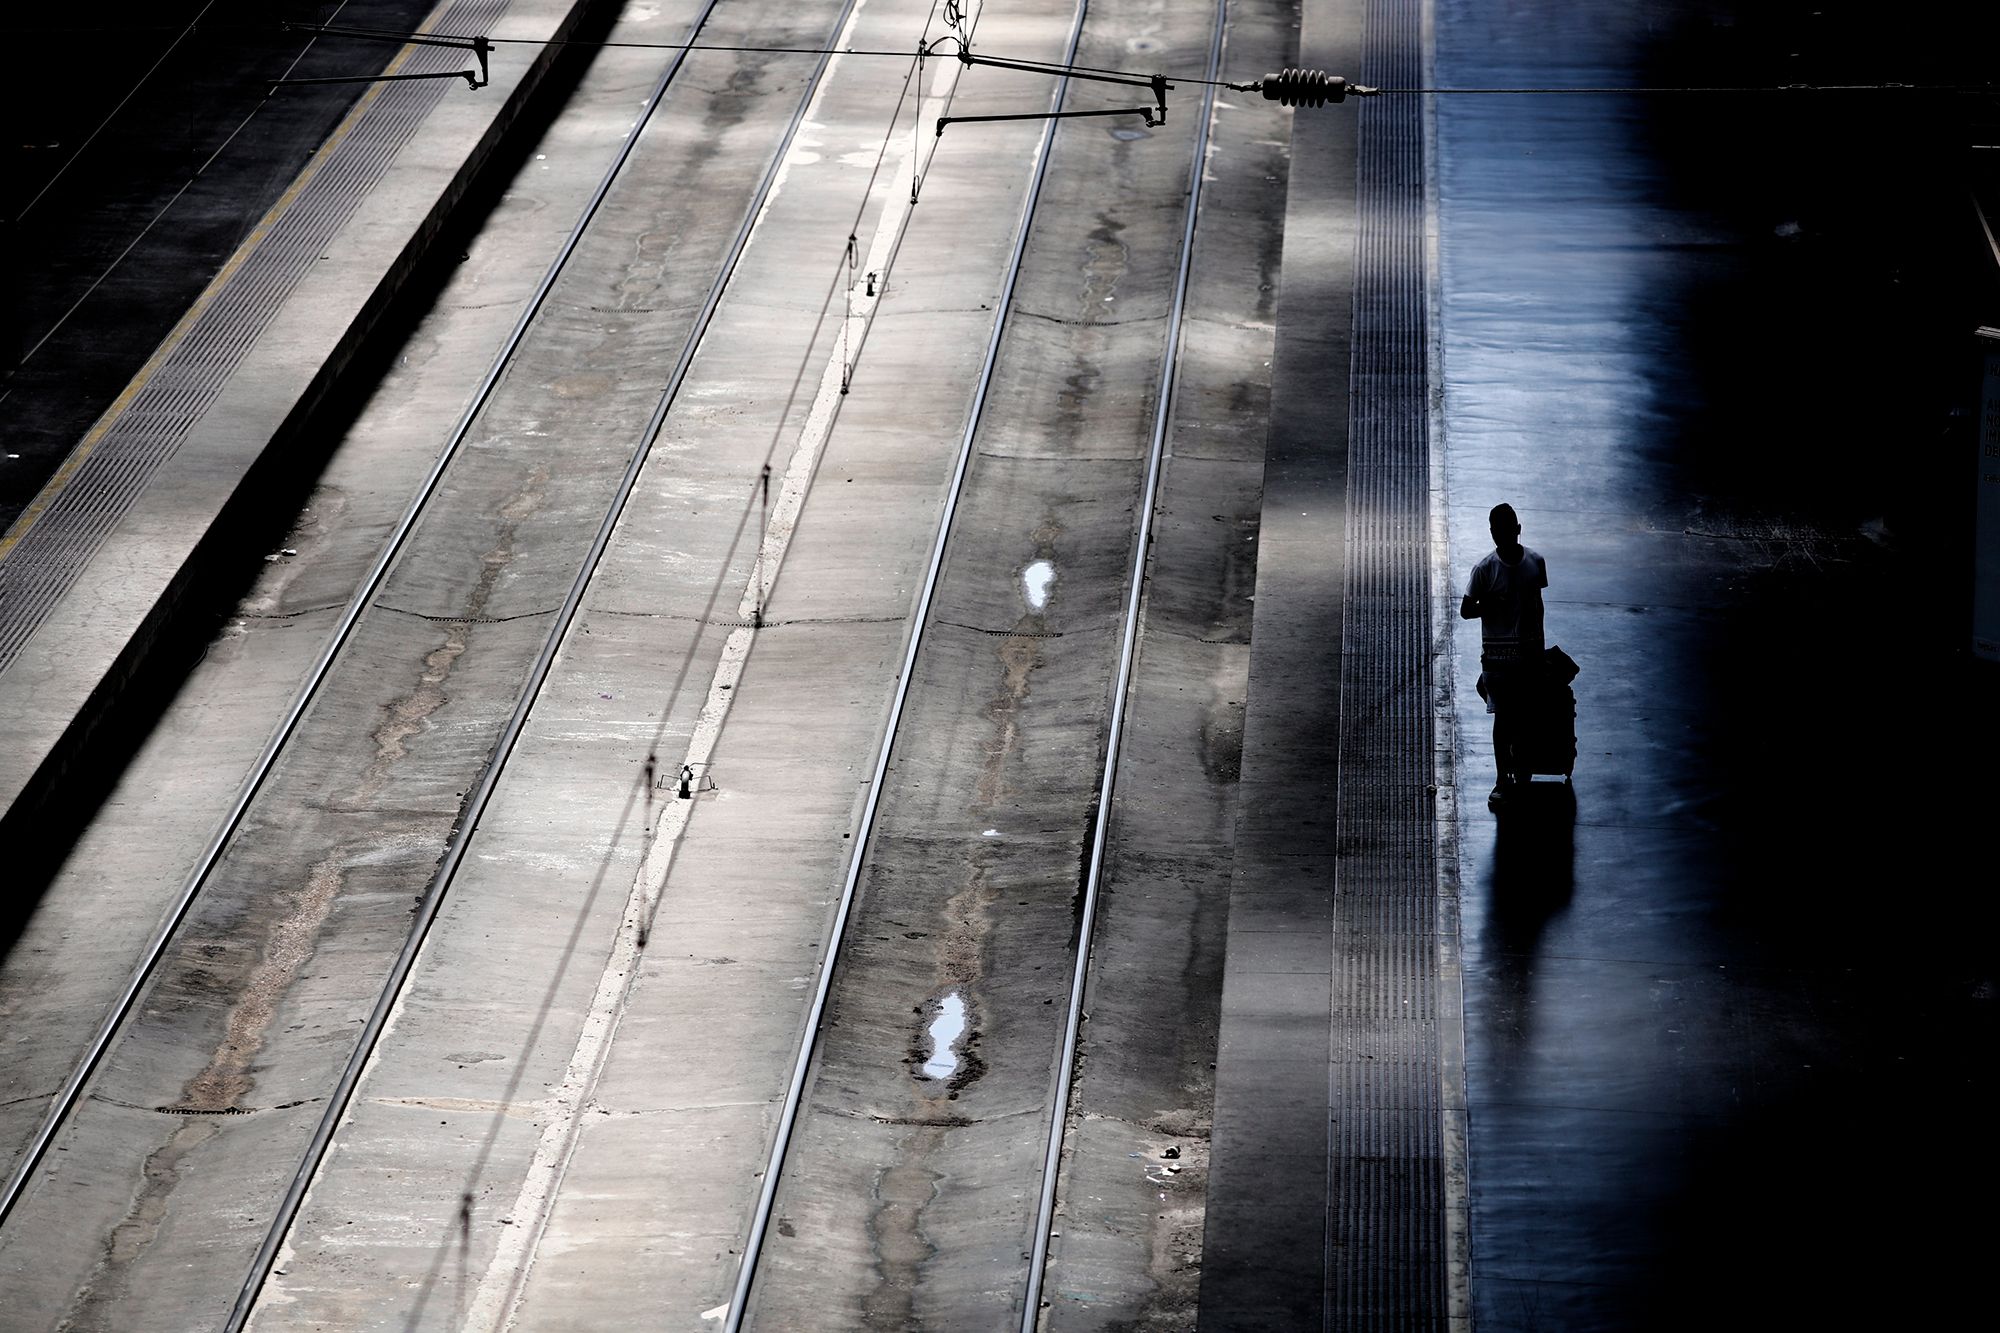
921 992 968 1081
1022 559 1055 611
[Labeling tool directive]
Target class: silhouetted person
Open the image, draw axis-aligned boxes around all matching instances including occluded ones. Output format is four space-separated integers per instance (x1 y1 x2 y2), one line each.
1461 502 1546 809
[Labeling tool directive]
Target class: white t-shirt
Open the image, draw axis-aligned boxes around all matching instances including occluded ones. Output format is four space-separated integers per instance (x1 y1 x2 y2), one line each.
1467 546 1547 662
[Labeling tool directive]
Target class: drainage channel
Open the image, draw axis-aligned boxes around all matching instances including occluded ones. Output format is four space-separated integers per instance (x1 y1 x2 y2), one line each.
1325 0 1450 1319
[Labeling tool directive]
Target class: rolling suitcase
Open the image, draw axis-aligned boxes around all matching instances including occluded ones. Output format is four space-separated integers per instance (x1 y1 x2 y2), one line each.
1510 645 1578 784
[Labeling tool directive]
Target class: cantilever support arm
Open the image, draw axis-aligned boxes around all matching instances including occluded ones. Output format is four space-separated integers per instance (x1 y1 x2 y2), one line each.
937 98 1167 136
929 42 1171 139
270 23 493 93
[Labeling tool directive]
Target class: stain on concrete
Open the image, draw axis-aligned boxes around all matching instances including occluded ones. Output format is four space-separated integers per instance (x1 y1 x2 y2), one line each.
177 852 346 1114
975 519 1061 811
549 370 613 400
1055 213 1130 423
857 513 1075 1316
61 454 556 1307
368 462 546 790
862 1138 943 1326
1200 681 1246 786
56 1117 219 1332
1083 213 1129 319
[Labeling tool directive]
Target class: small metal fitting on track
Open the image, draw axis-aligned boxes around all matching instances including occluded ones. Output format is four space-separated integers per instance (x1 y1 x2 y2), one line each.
1241 68 1379 106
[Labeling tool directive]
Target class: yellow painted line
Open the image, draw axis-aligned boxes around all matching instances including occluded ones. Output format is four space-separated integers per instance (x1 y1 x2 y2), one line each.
0 31 433 563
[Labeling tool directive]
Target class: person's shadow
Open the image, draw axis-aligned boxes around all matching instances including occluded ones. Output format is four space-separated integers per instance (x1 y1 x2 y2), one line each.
1477 782 1577 1086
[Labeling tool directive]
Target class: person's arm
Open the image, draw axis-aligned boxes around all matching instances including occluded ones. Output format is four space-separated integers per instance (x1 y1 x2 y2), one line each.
1460 565 1483 620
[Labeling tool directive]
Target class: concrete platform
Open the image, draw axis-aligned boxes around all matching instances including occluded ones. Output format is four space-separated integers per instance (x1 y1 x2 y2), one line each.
1433 3 1999 1327
0 0 605 851
1202 0 1999 1327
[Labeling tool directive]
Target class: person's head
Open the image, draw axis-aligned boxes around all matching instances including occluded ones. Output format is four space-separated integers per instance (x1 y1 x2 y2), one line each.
1489 503 1521 546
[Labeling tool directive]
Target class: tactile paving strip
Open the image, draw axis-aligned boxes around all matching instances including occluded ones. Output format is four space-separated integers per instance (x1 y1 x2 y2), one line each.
0 0 511 672
1329 0 1446 1326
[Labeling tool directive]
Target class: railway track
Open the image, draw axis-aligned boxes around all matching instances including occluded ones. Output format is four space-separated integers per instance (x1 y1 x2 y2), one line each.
726 0 1257 1326
0 0 877 1323
0 0 1296 1324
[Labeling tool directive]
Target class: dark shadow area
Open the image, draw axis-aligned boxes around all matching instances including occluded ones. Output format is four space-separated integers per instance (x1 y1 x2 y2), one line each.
1476 785 1576 1081
1630 1037 1997 1330
0 0 626 960
1619 0 2000 974
1691 554 2000 962
1 1 444 523
1442 5 2000 1328
1632 0 2000 570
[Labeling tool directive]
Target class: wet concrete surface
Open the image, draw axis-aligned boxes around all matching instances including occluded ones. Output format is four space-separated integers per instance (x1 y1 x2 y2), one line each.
1437 1 2000 1325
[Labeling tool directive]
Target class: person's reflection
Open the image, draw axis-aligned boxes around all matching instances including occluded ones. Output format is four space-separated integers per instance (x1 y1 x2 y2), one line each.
1477 783 1576 1091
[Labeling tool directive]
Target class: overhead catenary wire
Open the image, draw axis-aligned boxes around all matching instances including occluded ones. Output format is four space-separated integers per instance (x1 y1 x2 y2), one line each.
1367 81 1979 93
263 3 999 1314
210 0 780 1318
281 26 1994 97
756 0 976 612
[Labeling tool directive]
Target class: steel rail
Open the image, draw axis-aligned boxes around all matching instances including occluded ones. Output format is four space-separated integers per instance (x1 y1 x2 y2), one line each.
222 2 865 1325
720 0 1098 1325
1018 1 1230 1324
0 0 729 1237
